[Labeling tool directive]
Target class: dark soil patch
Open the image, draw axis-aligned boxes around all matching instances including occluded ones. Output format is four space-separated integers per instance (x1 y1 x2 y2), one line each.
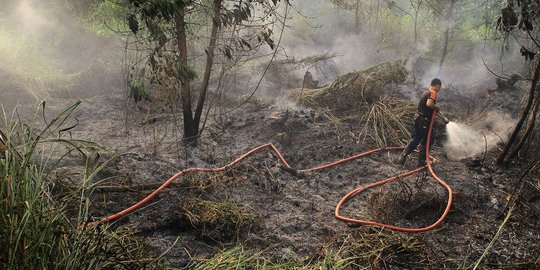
29 73 540 269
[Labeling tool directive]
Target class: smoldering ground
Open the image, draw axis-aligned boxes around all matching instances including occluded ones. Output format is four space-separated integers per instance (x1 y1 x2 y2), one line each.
1 1 538 268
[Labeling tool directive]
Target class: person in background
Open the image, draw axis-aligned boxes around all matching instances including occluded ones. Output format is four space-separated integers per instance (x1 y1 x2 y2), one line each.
398 78 443 167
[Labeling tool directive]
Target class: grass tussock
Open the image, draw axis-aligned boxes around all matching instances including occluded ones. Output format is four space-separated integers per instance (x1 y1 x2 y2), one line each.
189 228 431 269
0 103 157 269
290 61 413 146
189 246 356 270
339 229 433 269
358 95 414 146
180 198 260 239
290 60 408 109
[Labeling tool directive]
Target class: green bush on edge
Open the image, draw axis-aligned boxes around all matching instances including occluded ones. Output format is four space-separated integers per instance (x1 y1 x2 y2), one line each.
0 102 157 269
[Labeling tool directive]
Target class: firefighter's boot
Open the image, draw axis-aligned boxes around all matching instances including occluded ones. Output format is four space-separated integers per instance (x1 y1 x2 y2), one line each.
397 149 410 165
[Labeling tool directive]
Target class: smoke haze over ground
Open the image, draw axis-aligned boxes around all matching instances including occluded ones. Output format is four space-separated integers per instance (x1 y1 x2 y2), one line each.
0 0 122 110
1 0 524 110
444 111 517 160
279 0 523 92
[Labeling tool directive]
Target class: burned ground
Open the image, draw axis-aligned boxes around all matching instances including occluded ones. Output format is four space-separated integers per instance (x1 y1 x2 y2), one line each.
33 63 540 269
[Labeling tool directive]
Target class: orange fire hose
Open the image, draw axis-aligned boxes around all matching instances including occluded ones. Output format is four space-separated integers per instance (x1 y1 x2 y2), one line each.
95 112 453 232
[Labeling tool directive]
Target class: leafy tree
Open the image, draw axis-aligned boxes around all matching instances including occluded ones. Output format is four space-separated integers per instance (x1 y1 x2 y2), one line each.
123 0 287 141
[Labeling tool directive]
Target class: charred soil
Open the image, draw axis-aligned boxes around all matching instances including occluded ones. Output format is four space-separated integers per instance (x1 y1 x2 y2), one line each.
38 64 540 269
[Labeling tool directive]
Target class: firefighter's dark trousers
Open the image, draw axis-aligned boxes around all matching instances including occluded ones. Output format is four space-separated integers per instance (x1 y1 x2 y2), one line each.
404 115 433 164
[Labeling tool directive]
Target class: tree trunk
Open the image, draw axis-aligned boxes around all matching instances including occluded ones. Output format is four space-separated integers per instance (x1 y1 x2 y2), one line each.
437 0 455 75
354 0 361 34
438 29 450 75
508 78 540 160
497 57 540 164
413 17 418 50
194 0 222 131
175 6 197 139
413 0 422 50
375 0 380 28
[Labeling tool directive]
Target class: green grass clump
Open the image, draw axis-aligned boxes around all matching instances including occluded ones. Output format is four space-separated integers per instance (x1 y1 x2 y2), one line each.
0 102 157 269
129 78 150 100
189 246 357 270
188 227 432 269
190 246 291 270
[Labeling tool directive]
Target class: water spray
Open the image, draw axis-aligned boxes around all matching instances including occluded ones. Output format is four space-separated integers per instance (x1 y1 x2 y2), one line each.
443 111 516 160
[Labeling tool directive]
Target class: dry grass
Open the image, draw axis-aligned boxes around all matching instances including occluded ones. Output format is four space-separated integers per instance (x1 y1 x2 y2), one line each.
291 61 414 146
189 246 356 270
188 228 433 269
179 198 260 239
177 174 224 192
363 176 447 229
338 228 434 269
358 95 414 146
290 60 408 109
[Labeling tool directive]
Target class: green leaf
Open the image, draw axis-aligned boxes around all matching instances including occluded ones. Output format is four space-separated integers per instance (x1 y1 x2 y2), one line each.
177 61 198 82
130 79 150 98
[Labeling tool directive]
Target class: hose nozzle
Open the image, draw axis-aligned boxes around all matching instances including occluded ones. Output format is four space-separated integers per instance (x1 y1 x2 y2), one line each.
438 113 450 125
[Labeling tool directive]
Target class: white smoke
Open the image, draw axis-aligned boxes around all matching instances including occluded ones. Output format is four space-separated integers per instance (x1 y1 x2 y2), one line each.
15 0 48 30
444 111 517 160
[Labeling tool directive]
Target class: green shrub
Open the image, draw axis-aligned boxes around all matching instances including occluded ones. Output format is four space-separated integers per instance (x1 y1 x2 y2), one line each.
0 102 157 269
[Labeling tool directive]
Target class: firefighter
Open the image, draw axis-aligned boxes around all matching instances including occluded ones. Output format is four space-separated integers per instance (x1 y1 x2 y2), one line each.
398 78 444 167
